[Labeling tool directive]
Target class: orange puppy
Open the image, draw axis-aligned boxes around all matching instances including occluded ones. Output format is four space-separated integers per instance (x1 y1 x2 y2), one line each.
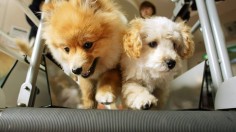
42 0 127 109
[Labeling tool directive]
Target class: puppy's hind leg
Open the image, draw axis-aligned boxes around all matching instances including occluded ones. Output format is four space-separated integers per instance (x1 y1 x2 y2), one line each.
95 69 121 106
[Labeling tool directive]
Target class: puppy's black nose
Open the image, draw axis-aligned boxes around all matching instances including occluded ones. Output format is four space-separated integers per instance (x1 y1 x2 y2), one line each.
141 103 153 110
166 59 176 69
72 67 82 75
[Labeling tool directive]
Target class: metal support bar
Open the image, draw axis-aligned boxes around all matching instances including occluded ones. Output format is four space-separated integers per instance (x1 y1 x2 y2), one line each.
17 23 44 107
205 0 233 81
15 0 40 27
195 0 223 91
190 20 200 34
195 0 236 109
17 0 49 107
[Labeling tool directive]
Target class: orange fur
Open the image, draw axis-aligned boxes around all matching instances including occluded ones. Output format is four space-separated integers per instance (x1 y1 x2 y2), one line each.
123 18 144 59
42 0 127 109
95 69 121 104
15 39 32 56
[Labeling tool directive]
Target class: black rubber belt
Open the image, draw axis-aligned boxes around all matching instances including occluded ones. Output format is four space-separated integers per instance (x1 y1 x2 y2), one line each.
0 107 235 132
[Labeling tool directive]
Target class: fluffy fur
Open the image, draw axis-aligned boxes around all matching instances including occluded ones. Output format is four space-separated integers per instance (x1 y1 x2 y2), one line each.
42 0 127 109
121 16 195 110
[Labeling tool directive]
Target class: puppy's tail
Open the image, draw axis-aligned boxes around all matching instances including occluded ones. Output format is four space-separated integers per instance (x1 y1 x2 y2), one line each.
0 30 32 57
14 39 32 57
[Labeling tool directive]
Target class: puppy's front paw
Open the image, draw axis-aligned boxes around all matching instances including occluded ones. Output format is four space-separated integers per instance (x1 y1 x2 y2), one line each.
129 93 158 110
95 91 116 105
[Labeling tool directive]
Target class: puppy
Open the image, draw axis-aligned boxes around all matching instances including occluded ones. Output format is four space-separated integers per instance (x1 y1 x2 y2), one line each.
42 0 127 109
121 16 194 110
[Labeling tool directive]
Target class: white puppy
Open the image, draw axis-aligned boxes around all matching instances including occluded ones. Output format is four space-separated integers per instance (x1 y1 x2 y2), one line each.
121 16 195 110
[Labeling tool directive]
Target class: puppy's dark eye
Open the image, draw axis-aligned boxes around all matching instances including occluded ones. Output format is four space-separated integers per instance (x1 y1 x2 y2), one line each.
148 41 158 48
64 47 70 53
83 42 93 49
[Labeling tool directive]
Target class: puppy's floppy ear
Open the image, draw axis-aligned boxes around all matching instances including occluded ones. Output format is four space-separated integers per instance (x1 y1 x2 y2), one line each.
177 22 195 59
123 18 144 58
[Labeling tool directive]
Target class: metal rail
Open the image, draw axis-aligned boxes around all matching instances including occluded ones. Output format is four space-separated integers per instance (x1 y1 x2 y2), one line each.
16 0 49 107
195 0 223 90
205 0 233 81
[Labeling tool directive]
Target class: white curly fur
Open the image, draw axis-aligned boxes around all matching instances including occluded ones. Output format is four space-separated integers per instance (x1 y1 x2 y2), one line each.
121 16 194 110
